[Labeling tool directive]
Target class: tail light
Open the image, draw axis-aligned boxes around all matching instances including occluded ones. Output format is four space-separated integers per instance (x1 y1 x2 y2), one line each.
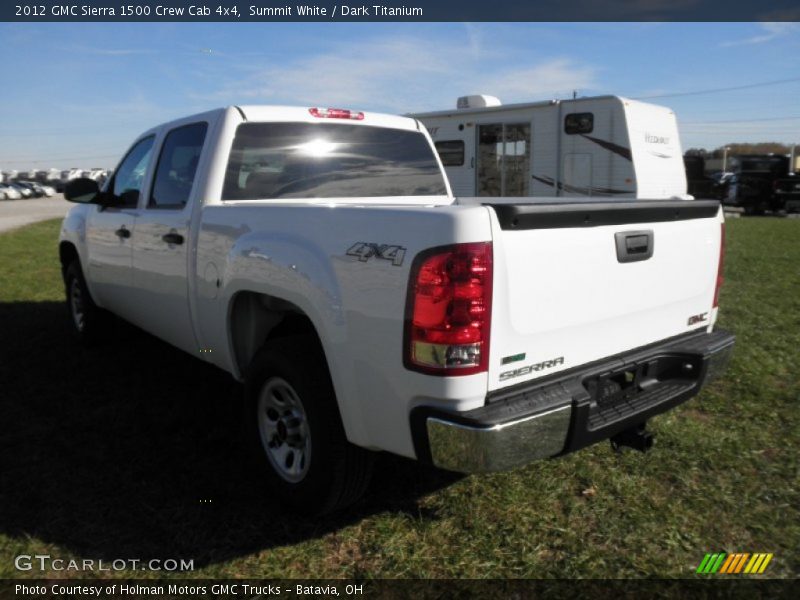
713 222 726 308
309 107 364 120
404 242 493 376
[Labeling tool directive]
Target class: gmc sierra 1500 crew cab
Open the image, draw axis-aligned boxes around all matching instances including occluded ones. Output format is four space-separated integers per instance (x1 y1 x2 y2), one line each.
60 105 735 514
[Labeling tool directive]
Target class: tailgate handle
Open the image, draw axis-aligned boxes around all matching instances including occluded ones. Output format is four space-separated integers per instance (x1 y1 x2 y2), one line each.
615 230 653 263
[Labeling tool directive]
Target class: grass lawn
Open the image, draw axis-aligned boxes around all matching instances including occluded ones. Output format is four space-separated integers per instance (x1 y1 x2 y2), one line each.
0 217 797 579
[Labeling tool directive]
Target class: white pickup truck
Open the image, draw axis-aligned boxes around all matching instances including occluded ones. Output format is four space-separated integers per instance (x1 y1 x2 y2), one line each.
60 105 734 514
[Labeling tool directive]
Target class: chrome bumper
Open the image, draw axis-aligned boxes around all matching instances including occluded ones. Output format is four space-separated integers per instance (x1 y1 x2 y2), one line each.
427 405 572 473
414 329 735 473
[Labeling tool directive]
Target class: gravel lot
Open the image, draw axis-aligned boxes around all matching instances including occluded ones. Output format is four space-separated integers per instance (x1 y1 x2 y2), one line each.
0 195 71 233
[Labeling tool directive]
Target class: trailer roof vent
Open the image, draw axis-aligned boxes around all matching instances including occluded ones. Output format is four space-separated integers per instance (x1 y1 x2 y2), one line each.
456 95 502 109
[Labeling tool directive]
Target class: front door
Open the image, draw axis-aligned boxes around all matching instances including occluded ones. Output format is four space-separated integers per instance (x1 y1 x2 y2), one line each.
85 136 155 318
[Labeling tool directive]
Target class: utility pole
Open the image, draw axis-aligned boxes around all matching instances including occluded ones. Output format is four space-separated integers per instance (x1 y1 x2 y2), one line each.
722 147 730 172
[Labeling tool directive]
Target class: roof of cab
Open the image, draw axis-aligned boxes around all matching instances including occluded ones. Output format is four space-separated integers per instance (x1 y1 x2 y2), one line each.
236 105 420 131
134 105 422 143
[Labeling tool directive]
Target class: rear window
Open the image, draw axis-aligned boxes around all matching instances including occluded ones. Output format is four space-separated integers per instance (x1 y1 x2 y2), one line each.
223 122 448 200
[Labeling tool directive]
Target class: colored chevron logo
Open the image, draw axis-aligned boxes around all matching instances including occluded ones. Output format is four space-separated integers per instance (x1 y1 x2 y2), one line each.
696 552 774 574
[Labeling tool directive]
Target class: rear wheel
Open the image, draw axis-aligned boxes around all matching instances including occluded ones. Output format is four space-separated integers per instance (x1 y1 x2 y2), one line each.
257 376 312 484
245 335 375 515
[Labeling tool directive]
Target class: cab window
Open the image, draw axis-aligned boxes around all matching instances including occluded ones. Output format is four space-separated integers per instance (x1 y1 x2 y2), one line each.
149 122 208 209
223 122 447 200
111 136 155 207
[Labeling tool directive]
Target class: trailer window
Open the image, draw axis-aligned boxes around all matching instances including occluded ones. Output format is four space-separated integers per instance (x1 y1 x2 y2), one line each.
565 113 593 135
434 141 465 166
503 124 530 196
477 123 530 197
223 122 447 199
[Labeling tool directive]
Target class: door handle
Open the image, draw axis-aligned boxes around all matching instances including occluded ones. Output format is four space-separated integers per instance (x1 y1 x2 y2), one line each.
615 230 653 263
162 232 184 245
115 226 131 239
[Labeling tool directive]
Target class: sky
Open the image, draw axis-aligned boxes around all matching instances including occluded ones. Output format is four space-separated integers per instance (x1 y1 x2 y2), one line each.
1 21 799 170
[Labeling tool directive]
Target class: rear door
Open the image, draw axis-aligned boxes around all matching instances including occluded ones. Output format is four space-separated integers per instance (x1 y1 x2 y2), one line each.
486 200 723 391
129 121 208 352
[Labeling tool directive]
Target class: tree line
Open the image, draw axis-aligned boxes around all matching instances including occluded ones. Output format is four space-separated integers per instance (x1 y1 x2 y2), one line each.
685 142 798 158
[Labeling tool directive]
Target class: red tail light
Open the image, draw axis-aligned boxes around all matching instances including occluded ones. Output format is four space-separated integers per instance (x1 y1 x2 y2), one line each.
404 242 493 376
713 222 726 308
309 107 365 120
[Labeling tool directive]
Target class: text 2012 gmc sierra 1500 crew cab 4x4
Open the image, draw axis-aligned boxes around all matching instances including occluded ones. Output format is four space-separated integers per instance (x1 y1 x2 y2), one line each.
60 105 735 514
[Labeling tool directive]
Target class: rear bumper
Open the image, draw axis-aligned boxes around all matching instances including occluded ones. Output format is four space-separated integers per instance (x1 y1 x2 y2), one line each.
410 329 735 473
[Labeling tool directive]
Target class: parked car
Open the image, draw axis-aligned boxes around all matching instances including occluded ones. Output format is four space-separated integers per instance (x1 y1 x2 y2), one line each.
0 184 22 200
16 181 46 198
723 154 790 214
683 155 715 199
7 183 33 199
60 105 734 514
774 173 800 213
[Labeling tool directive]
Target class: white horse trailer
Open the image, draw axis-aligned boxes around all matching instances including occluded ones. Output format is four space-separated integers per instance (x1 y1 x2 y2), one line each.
411 95 688 200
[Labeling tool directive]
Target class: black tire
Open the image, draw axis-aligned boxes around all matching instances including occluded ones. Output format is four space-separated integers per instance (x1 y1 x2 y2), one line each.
64 259 106 344
244 335 375 515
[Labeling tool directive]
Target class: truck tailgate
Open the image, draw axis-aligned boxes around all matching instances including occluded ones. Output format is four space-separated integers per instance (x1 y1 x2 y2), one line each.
486 200 723 391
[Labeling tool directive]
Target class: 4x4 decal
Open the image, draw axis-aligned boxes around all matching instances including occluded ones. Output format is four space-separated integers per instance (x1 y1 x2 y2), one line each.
346 242 406 266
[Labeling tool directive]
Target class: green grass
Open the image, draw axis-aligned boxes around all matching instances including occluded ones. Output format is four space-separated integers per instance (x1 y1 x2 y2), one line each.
0 218 797 579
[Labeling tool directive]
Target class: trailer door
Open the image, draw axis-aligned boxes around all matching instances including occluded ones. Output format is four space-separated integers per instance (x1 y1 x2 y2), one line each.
476 122 530 197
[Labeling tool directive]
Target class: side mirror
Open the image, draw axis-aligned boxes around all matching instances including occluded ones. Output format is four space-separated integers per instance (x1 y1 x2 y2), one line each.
64 178 100 204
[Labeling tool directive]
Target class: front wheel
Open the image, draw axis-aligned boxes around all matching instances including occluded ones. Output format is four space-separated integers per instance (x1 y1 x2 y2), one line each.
64 260 106 344
245 336 375 515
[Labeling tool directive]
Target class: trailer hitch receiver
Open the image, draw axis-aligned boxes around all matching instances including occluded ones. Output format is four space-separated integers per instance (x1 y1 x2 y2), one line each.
610 422 654 453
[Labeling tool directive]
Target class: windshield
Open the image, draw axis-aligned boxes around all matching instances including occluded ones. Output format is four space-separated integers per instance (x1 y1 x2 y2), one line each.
223 122 447 200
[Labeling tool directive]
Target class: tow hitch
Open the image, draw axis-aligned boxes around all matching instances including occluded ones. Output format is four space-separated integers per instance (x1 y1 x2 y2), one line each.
610 422 654 453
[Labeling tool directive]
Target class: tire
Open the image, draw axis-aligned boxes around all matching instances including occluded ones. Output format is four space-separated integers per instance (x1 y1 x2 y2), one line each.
64 260 106 344
244 335 375 515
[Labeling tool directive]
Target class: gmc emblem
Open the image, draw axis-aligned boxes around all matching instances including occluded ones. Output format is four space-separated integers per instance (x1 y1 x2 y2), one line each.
687 312 709 326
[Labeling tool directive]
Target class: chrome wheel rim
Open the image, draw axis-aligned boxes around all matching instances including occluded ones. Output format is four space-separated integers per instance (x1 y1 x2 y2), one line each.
257 377 311 483
69 278 85 332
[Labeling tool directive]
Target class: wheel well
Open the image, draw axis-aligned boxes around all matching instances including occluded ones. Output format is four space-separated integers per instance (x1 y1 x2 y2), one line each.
229 291 322 376
59 242 79 276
